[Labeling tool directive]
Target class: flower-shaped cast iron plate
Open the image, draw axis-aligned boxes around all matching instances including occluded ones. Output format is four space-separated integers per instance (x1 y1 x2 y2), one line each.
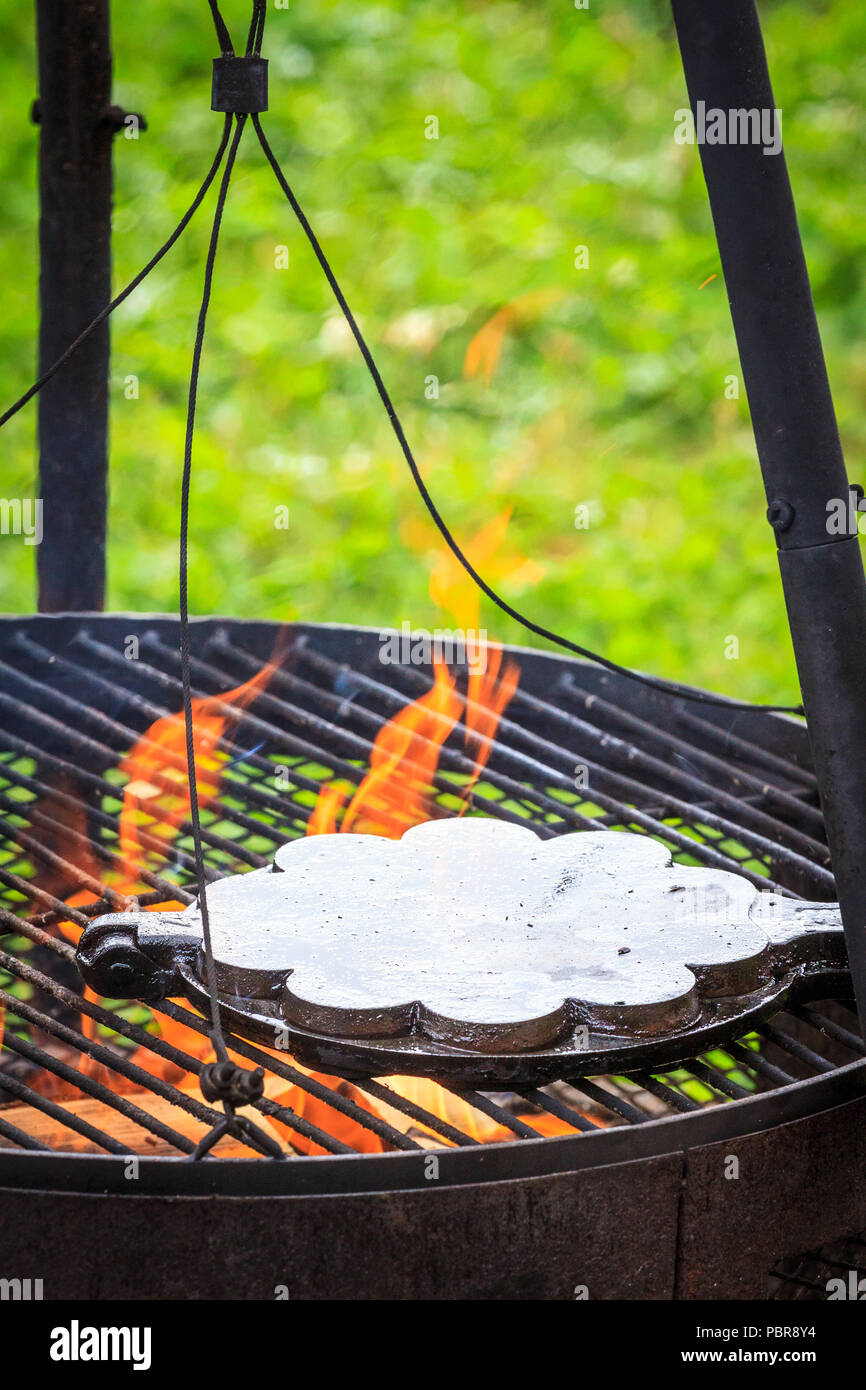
76 821 847 1086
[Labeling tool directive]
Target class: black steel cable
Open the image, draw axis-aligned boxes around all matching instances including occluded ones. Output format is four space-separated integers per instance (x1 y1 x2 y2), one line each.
247 0 267 56
252 113 803 718
0 117 233 432
208 0 234 56
178 115 247 1065
177 103 284 1159
211 0 265 60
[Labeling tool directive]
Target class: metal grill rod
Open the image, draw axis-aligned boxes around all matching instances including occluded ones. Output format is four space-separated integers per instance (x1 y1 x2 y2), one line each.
374 646 829 866
0 750 267 873
557 676 823 833
0 1066 130 1154
277 638 825 885
795 1006 865 1055
0 698 303 864
674 705 815 791
8 632 308 834
0 1007 201 1155
199 634 797 888
14 622 819 893
0 945 367 1156
683 1057 752 1101
0 1113 50 1151
75 630 578 835
725 1039 794 1087
0 796 203 903
759 1023 836 1076
130 631 598 835
514 1088 602 1134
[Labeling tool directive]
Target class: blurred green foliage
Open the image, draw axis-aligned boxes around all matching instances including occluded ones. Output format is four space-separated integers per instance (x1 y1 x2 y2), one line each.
1 0 864 703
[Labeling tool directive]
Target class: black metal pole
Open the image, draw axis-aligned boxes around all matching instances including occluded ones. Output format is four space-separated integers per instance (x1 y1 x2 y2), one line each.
671 0 866 1023
35 0 113 612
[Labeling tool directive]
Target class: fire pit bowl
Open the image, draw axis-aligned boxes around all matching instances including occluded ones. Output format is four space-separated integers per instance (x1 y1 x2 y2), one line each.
2 614 865 1300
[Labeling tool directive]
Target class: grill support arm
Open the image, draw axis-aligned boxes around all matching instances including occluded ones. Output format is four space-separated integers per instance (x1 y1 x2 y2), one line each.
35 0 113 612
671 0 866 1023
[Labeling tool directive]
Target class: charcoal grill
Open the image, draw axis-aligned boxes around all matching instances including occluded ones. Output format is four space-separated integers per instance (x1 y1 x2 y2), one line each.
3 0 866 1302
2 614 866 1299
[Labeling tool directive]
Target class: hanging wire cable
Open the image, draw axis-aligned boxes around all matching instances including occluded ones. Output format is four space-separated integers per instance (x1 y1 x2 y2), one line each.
177 108 283 1160
246 0 267 56
179 115 246 1065
208 0 234 56
251 115 803 718
0 117 233 433
180 0 285 1158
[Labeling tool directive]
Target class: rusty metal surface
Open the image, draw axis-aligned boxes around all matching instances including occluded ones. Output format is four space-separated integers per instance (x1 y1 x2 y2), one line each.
675 1094 866 1299
4 1092 866 1298
0 1153 683 1300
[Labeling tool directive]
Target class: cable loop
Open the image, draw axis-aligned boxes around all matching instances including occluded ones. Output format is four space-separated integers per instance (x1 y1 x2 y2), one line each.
207 0 266 59
200 1057 265 1106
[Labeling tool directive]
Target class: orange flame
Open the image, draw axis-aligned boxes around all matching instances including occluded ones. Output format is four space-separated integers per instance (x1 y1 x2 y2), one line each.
463 642 521 800
429 508 512 634
307 658 464 839
268 1069 387 1156
404 505 545 640
117 661 277 886
21 663 279 1113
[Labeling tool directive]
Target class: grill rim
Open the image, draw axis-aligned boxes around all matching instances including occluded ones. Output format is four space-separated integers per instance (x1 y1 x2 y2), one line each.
2 1055 864 1196
0 609 815 733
